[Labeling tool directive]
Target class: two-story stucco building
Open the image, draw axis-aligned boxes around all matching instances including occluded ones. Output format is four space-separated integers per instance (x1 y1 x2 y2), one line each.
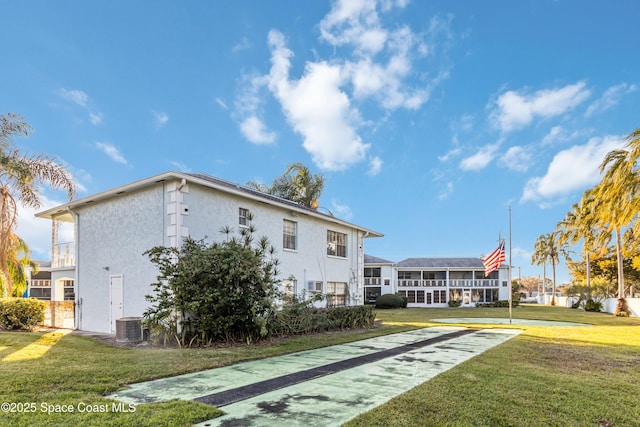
364 256 510 307
36 171 382 334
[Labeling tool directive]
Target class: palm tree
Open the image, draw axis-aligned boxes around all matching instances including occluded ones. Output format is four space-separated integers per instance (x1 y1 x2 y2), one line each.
532 232 569 305
556 190 608 295
0 113 76 296
247 162 324 209
5 233 38 297
595 139 640 298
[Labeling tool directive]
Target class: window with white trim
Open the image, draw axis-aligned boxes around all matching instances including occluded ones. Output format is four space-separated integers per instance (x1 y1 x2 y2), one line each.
326 230 347 258
283 219 297 250
327 282 347 307
308 280 323 293
239 208 249 226
63 279 75 301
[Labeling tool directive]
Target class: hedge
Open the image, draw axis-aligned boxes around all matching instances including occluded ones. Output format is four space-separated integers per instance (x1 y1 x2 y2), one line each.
0 298 46 331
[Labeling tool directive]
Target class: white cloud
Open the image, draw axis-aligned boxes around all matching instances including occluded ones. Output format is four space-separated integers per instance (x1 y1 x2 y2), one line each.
459 142 500 171
490 81 591 133
57 87 104 126
168 161 192 172
152 110 169 128
232 37 251 53
89 112 103 125
215 98 228 109
266 30 369 170
235 0 450 171
95 142 128 165
521 135 624 203
500 146 531 172
541 125 586 146
330 198 353 221
585 82 637 117
240 116 276 144
57 88 89 107
438 181 453 200
438 147 462 162
367 156 383 176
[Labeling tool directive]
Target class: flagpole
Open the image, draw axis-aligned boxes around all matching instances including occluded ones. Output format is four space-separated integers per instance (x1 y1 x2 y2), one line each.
508 205 513 324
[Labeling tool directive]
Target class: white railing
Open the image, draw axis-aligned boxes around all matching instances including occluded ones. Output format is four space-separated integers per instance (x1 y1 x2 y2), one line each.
364 277 381 286
398 279 499 288
52 242 75 268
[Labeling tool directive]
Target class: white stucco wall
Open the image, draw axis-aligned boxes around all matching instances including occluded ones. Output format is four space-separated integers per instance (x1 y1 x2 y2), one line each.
184 185 364 306
76 185 165 333
75 179 369 333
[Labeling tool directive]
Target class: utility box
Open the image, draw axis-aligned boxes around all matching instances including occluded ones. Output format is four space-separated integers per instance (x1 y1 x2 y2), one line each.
115 317 143 343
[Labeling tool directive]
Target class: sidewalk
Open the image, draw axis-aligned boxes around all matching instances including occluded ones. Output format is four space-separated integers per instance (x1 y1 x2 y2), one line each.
108 326 521 426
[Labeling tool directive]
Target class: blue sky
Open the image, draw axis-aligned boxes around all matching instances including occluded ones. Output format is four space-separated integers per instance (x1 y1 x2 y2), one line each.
3 0 639 284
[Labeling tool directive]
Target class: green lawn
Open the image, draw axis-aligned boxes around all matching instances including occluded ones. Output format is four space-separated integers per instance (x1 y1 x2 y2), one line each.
1 305 638 426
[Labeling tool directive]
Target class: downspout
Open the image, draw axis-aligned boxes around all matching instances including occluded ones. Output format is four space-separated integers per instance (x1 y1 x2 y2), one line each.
67 206 80 330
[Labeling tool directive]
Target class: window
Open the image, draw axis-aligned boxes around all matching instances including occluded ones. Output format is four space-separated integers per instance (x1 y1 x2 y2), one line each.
434 290 446 304
308 280 323 293
30 287 51 300
283 220 297 250
364 287 381 304
364 268 381 277
63 280 75 301
239 208 249 226
384 278 391 286
327 231 347 257
281 278 297 306
30 279 52 300
327 282 347 307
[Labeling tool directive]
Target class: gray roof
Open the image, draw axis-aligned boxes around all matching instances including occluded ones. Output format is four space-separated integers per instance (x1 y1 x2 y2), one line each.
397 258 486 269
35 171 383 238
364 254 395 264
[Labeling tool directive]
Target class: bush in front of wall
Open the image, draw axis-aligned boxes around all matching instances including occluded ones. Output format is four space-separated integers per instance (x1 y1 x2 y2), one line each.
0 298 45 330
375 293 406 309
584 299 603 312
448 300 462 307
614 298 631 317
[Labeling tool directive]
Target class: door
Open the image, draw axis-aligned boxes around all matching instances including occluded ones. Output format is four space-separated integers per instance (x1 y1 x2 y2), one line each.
109 275 123 333
462 290 472 306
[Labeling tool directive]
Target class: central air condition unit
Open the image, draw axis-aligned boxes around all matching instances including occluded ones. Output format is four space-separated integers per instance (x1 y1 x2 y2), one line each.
115 317 143 343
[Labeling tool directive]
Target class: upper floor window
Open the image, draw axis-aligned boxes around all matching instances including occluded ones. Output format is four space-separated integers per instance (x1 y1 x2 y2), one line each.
283 219 297 250
364 267 381 277
327 230 347 258
239 208 249 226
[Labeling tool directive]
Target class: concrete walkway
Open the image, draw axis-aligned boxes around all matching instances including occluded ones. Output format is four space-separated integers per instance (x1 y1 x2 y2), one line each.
108 327 521 426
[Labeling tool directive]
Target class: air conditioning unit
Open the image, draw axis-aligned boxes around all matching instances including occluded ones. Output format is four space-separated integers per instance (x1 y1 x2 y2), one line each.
115 317 143 343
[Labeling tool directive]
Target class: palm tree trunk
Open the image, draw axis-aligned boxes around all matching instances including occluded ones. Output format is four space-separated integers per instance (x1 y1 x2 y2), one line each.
615 228 625 297
586 252 591 298
551 260 557 306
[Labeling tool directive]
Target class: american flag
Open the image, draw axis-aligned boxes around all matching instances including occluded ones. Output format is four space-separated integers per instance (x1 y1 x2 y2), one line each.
483 239 506 276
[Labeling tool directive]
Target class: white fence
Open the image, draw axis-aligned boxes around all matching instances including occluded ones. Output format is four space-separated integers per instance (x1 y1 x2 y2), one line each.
603 298 640 317
547 296 639 317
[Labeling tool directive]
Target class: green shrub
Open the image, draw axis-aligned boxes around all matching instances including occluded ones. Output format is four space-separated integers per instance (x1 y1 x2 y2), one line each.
395 292 408 308
144 230 280 346
0 298 45 330
585 299 603 312
326 305 376 329
272 303 375 335
448 300 462 307
375 293 406 309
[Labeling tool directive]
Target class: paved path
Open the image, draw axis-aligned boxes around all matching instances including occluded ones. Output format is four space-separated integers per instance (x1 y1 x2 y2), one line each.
108 327 521 426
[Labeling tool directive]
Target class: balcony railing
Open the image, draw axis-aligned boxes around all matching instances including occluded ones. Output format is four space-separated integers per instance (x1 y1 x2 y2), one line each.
398 279 499 288
52 242 75 268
